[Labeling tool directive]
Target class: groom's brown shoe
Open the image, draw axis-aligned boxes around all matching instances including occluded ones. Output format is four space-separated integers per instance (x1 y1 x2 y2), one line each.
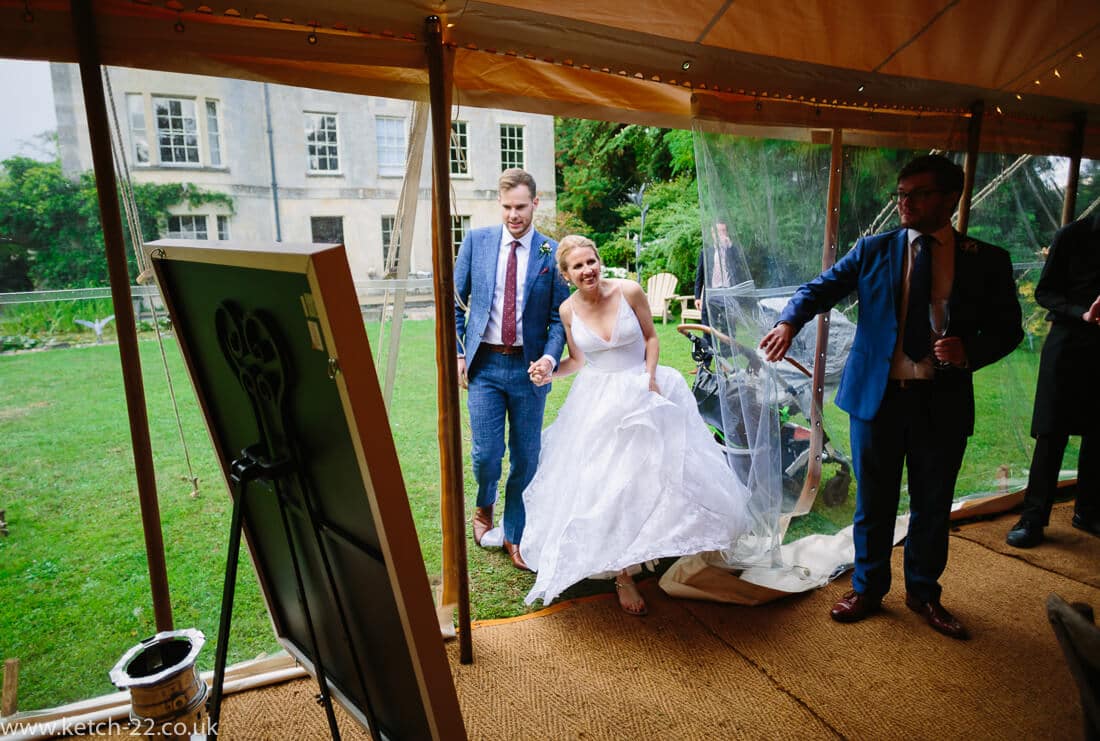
830 590 882 623
504 540 530 571
472 506 493 545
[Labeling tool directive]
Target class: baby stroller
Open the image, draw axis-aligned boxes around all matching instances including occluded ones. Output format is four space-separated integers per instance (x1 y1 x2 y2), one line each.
677 322 852 507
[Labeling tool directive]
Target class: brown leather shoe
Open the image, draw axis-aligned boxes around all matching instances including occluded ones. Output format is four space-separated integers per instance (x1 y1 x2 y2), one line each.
905 594 969 640
472 506 493 546
503 540 530 571
830 590 883 623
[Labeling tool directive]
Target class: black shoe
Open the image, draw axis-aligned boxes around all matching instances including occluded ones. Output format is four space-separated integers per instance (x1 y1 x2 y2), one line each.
1072 512 1100 539
1006 518 1044 548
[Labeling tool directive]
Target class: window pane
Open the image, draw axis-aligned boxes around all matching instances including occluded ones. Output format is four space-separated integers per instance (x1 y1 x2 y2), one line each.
166 215 208 239
381 215 396 270
126 93 149 164
311 216 344 244
450 121 468 175
153 96 200 164
216 215 230 240
305 112 340 172
376 116 407 177
500 124 525 170
206 100 221 167
451 214 470 257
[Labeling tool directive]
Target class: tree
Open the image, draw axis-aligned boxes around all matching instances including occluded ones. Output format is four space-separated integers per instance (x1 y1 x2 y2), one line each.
0 155 233 289
556 119 686 243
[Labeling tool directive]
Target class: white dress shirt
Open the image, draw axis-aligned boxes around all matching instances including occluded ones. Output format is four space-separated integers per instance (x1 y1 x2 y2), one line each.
483 226 533 346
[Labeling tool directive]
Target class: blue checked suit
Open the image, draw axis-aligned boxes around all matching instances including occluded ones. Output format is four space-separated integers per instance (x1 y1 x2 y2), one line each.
454 225 570 544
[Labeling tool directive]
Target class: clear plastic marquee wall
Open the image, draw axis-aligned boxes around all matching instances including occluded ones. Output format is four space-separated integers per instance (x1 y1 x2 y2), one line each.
689 122 1091 566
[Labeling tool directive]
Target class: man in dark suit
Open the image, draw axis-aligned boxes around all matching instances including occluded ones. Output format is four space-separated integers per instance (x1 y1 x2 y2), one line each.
454 168 570 570
759 154 1023 639
1006 213 1100 548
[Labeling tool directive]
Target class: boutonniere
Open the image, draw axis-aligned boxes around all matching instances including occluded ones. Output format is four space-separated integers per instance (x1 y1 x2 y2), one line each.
538 241 552 257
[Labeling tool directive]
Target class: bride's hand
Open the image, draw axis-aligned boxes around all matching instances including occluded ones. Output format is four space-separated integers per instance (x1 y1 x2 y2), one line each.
648 376 661 394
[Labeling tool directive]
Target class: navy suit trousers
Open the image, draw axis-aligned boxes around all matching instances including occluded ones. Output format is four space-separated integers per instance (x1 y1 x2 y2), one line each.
849 381 967 602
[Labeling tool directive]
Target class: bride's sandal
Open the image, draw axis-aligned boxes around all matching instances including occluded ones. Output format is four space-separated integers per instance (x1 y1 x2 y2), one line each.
614 577 648 617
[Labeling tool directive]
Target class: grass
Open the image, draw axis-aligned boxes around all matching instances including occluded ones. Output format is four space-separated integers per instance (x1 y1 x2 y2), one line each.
0 317 1057 710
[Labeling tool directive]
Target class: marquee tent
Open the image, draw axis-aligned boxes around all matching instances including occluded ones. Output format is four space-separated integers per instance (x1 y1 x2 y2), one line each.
2 0 1098 154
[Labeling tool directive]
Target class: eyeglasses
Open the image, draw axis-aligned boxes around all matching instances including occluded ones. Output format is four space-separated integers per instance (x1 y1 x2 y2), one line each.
887 188 943 203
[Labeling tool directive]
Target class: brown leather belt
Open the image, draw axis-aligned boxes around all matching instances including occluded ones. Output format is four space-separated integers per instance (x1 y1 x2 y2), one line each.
887 378 932 390
483 343 522 355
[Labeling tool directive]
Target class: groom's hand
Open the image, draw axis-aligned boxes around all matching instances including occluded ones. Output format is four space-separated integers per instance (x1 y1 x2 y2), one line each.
457 357 468 389
528 357 553 386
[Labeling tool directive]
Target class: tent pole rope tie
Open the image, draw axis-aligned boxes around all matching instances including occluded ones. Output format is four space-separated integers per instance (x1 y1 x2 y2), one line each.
103 66 201 498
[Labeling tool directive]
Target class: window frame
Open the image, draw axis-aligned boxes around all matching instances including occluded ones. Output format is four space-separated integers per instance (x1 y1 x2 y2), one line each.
449 120 469 177
499 123 525 171
153 96 202 167
305 111 341 175
376 116 408 178
166 214 209 239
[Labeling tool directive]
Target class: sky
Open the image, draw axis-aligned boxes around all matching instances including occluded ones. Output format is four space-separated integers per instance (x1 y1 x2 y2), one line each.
0 59 58 161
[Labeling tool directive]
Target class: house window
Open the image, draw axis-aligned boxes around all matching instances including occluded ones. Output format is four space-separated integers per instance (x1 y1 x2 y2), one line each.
450 121 468 176
500 124 525 170
305 112 340 173
206 101 222 167
216 215 230 241
451 215 471 257
311 216 344 244
153 97 201 165
381 215 396 269
167 215 208 239
376 116 407 177
126 93 149 164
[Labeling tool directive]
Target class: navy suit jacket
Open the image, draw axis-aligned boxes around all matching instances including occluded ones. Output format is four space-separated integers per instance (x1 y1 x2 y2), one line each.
453 225 570 397
778 228 1023 433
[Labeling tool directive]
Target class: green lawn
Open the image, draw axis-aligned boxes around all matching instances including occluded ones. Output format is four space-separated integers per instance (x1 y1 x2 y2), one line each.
0 319 1056 710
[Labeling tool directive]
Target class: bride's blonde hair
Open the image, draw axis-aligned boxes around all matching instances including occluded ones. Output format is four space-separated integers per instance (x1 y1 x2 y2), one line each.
556 235 600 278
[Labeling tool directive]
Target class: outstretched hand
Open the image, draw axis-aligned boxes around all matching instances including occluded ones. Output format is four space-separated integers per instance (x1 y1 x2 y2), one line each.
758 323 794 362
1084 295 1100 325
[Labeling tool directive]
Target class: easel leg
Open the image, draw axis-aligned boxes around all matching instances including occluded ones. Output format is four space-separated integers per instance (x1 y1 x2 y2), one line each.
207 480 247 739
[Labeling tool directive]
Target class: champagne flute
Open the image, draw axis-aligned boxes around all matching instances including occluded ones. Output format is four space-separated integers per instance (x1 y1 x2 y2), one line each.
929 299 950 368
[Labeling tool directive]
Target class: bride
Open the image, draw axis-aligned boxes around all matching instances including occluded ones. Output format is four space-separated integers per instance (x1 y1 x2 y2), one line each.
521 235 751 615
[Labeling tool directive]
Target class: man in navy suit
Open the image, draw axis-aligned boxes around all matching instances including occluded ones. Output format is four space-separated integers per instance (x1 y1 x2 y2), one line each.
454 168 570 570
760 155 1023 639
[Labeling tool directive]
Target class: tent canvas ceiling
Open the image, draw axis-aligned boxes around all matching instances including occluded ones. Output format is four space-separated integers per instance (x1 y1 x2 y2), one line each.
2 0 1098 155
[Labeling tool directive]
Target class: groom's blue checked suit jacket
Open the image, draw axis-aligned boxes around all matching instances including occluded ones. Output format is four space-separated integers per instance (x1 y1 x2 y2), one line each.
454 226 570 395
778 228 1023 433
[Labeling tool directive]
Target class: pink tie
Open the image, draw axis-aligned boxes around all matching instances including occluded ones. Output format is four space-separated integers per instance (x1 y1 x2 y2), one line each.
502 240 519 346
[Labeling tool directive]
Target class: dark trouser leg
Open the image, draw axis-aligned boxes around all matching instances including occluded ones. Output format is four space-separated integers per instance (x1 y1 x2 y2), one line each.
1021 434 1070 526
903 394 967 604
1075 433 1099 519
501 359 547 545
467 354 508 510
849 394 905 598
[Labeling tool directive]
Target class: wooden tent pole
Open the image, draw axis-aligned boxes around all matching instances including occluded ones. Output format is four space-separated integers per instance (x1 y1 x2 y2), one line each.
425 15 472 664
790 129 843 520
1061 112 1087 226
382 101 430 408
956 100 984 238
71 0 173 631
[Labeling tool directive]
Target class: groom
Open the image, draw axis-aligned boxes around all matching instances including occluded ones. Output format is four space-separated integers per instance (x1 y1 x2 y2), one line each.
454 168 570 570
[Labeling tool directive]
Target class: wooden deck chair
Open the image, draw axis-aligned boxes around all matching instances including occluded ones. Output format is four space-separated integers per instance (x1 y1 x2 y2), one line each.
646 272 678 324
677 295 702 322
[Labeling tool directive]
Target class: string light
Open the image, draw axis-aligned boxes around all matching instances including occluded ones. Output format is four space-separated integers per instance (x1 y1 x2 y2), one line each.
307 23 318 44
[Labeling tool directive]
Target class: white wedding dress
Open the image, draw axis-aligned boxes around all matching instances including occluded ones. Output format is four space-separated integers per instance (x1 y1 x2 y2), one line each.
521 288 751 606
